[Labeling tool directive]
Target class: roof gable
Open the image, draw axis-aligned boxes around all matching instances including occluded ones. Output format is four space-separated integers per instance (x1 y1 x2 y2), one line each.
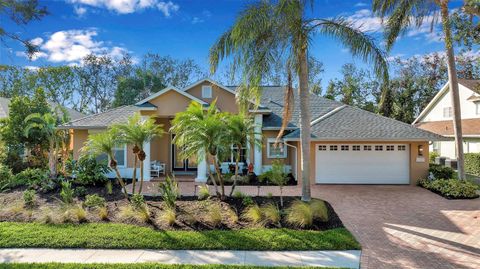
135 86 208 106
184 78 237 96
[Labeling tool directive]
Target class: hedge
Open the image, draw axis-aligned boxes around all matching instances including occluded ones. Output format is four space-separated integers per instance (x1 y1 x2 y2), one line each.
464 153 480 177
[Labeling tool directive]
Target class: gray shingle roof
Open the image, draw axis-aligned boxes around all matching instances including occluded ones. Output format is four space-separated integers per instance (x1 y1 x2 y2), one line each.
61 105 139 129
284 105 446 141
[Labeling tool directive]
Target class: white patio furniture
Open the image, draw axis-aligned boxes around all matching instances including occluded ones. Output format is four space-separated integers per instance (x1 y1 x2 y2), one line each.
150 161 165 177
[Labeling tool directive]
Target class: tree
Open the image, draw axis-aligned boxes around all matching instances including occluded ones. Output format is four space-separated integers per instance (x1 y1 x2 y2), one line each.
115 113 164 194
269 160 288 207
210 0 388 201
0 0 48 57
37 66 76 107
82 129 129 199
171 101 230 199
373 0 466 179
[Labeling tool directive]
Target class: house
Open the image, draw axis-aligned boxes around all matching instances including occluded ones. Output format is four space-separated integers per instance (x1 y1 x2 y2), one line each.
413 79 480 159
62 78 445 185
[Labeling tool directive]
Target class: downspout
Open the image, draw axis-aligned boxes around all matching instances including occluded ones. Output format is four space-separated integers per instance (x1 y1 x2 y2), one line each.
285 142 298 181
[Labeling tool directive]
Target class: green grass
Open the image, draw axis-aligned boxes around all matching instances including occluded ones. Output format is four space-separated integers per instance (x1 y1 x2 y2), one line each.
0 222 360 251
0 264 345 269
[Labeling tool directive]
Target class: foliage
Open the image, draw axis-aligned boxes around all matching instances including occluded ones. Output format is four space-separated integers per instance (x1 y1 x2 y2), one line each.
105 181 113 195
158 176 179 209
207 203 223 227
98 207 109 220
464 153 480 177
0 163 14 192
242 196 254 207
309 200 329 222
158 207 176 226
0 263 344 269
22 190 36 208
429 152 440 164
74 186 88 198
269 160 288 207
0 222 360 250
63 205 87 223
232 190 245 199
418 178 479 199
60 181 74 204
197 185 210 200
286 200 329 228
130 194 146 211
83 194 106 209
429 164 455 180
261 203 281 226
15 168 55 192
242 204 263 226
119 205 150 223
70 156 110 186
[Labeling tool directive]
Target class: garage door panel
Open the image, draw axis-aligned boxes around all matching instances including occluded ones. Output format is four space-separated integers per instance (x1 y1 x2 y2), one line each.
315 144 410 184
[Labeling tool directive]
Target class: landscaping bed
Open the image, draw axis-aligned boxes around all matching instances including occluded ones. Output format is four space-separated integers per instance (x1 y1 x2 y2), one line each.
0 264 344 269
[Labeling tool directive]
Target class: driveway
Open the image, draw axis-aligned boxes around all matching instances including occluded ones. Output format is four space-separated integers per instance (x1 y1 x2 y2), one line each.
312 185 480 269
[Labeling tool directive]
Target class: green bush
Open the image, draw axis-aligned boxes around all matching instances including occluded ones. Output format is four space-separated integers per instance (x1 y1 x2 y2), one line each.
429 164 454 179
429 151 440 163
464 153 480 177
74 186 88 198
131 194 146 211
197 185 210 200
419 178 479 199
69 156 110 185
0 164 14 192
60 181 74 204
286 199 329 228
242 196 254 206
23 190 36 208
14 168 55 192
84 194 106 209
158 176 179 209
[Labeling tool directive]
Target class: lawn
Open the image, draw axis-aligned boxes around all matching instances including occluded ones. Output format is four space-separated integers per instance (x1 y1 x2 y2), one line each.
0 222 360 251
0 264 345 269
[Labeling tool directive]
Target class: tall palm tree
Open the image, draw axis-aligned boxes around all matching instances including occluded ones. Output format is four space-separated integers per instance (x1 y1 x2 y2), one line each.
24 113 59 178
210 0 388 201
82 129 129 199
372 0 466 180
171 101 231 199
226 114 261 196
115 113 163 194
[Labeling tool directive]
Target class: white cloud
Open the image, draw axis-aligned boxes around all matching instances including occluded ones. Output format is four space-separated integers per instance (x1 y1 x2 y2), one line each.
68 0 179 16
345 9 384 32
20 29 129 64
354 2 368 7
191 17 203 24
74 6 88 17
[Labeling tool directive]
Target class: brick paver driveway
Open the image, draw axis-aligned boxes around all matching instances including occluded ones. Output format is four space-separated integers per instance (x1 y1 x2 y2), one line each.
312 185 479 269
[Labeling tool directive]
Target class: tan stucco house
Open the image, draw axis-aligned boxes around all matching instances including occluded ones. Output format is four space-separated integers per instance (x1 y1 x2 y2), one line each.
62 78 445 185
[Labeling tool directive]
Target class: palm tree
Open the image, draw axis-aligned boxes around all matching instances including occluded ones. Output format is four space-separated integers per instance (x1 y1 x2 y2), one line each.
210 0 388 201
82 129 129 199
372 0 466 180
171 101 231 199
24 113 59 178
226 114 260 196
115 113 163 194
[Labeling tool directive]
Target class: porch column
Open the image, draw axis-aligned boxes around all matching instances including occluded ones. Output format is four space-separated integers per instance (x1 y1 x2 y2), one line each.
143 139 151 181
196 149 208 182
254 113 263 175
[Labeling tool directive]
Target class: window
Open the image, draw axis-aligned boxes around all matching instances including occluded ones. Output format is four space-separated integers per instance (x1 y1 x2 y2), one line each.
375 145 383 151
476 102 480 115
443 107 452 118
352 145 360 151
386 145 395 151
267 139 287 158
202 85 212 98
330 145 338 151
364 145 372 151
341 145 349 151
398 145 406 151
225 144 247 163
113 145 127 167
318 145 327 151
417 145 424 157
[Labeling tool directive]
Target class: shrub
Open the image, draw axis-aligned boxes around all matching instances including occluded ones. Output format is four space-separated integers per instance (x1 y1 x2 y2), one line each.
286 200 313 228
63 205 87 223
242 196 254 206
84 194 106 209
23 190 36 208
60 181 74 204
70 156 110 185
119 205 150 223
105 181 113 195
98 207 109 220
429 151 440 163
419 178 479 199
207 203 223 227
242 204 263 225
130 194 146 211
261 203 280 226
74 186 88 198
0 164 14 192
226 206 238 223
197 185 210 200
429 164 454 179
158 176 179 209
158 207 176 226
269 160 288 207
15 168 55 192
232 190 244 198
310 200 329 222
465 153 480 177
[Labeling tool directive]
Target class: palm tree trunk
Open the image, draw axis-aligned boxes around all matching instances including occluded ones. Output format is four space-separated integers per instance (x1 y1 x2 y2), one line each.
298 47 312 201
213 156 225 199
229 147 241 196
205 156 220 196
113 166 129 200
138 160 144 194
132 155 138 193
440 1 466 180
48 140 57 179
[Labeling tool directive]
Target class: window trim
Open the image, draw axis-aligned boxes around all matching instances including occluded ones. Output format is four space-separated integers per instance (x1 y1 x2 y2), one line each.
202 85 213 99
476 102 480 115
227 144 247 163
443 107 452 118
267 138 287 159
112 144 127 168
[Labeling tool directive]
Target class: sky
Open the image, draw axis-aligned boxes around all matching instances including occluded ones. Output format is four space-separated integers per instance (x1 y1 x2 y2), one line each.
0 0 468 88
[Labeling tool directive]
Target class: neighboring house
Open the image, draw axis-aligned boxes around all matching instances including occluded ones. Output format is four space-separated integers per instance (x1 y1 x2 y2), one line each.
414 79 480 159
0 96 85 121
62 78 444 185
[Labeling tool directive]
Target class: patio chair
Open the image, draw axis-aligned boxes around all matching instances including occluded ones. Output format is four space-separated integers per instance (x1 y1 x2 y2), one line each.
150 161 165 177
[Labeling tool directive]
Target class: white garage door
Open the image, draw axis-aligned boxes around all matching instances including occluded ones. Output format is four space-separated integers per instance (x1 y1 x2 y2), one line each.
315 144 410 184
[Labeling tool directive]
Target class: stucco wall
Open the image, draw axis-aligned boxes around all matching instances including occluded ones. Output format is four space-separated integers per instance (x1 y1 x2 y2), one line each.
72 129 89 160
143 90 194 117
186 81 238 113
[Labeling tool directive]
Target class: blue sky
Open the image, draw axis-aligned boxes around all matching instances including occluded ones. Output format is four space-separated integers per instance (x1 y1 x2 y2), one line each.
0 0 465 88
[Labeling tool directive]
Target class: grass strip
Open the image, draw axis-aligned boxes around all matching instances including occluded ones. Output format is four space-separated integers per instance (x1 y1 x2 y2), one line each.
0 222 360 251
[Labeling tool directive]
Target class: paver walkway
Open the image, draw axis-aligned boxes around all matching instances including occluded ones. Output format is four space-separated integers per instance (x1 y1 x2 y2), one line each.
0 249 361 268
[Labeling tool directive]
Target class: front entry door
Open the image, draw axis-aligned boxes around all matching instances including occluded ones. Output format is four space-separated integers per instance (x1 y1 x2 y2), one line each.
172 135 197 171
